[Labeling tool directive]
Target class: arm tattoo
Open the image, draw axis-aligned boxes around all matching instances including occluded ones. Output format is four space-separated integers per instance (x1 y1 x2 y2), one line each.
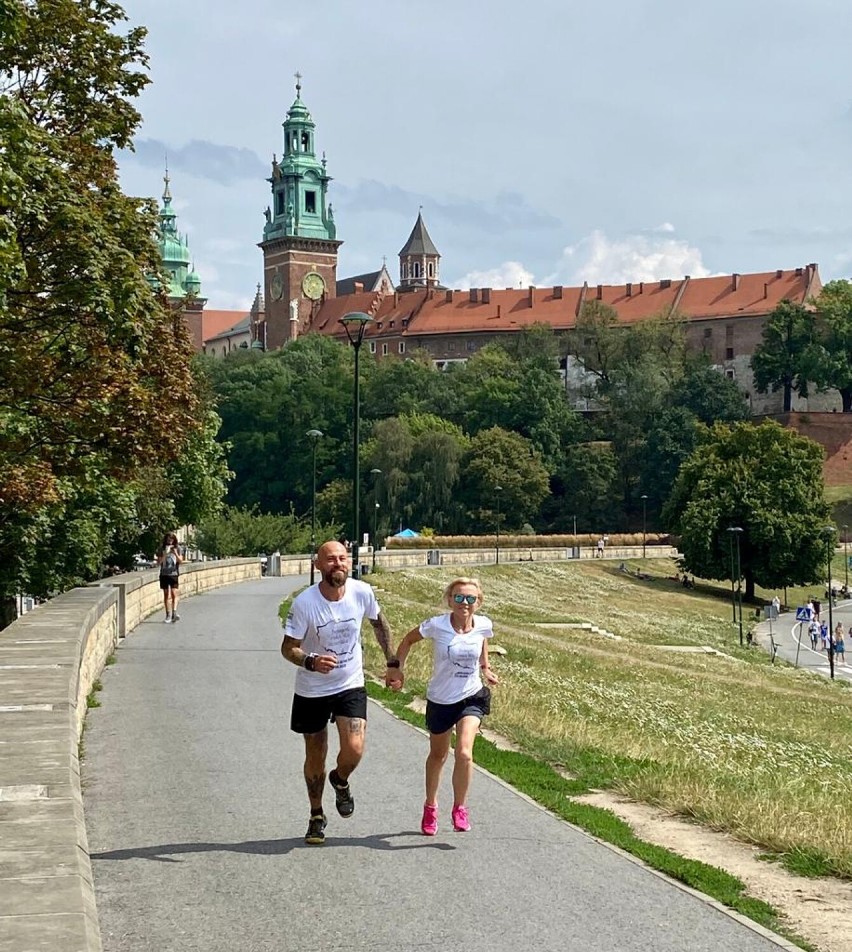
370 613 393 660
281 636 306 666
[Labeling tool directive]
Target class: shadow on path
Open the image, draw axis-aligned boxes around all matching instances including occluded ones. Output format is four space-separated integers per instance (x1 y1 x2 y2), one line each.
91 831 455 863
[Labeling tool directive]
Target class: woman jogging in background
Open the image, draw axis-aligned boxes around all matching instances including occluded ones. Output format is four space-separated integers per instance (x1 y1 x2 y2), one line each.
157 531 183 623
385 577 498 836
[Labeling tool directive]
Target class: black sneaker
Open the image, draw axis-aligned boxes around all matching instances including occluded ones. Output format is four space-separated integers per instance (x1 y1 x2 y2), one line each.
329 769 355 818
305 812 327 845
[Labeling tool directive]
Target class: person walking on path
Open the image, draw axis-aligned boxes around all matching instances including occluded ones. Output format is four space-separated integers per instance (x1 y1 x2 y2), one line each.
386 577 499 836
156 532 183 623
833 624 845 665
280 540 395 845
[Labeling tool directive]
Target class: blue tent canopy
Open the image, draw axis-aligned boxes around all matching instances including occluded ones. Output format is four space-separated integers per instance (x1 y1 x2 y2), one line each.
393 528 420 538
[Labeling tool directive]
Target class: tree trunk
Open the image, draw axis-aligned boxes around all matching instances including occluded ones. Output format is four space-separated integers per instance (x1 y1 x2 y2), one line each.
783 380 792 413
841 387 852 413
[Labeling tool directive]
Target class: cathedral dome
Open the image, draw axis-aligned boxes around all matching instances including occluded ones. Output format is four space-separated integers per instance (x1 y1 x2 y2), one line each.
184 267 202 294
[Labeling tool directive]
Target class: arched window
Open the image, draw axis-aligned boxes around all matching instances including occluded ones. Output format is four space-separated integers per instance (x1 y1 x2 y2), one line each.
428 262 434 278
413 261 421 279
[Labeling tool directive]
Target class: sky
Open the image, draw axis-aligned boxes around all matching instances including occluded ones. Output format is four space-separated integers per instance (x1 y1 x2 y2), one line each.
118 0 852 311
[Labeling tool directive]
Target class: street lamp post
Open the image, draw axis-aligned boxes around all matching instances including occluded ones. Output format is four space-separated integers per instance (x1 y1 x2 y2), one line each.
727 527 744 646
306 429 323 585
495 485 503 565
340 312 375 579
641 494 648 560
844 524 849 593
370 468 382 573
823 526 836 680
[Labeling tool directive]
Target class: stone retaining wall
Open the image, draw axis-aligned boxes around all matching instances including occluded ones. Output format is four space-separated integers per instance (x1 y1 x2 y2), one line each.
0 558 260 952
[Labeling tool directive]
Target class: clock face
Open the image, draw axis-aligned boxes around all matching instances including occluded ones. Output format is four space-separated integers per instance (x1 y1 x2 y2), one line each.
302 271 326 301
270 272 284 301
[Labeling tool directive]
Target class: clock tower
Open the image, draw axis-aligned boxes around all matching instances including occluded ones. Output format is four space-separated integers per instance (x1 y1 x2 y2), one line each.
260 75 341 349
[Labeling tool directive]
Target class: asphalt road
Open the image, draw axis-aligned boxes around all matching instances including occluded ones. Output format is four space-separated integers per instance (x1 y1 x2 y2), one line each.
83 577 788 952
761 600 852 681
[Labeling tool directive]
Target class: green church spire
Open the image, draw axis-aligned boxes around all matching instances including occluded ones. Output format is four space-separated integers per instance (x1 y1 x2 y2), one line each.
156 168 201 299
263 74 336 242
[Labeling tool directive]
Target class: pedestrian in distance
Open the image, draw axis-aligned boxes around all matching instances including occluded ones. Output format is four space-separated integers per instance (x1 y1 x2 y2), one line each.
156 532 182 623
821 621 830 652
280 540 395 846
833 624 845 664
809 619 820 650
596 537 605 558
386 577 499 836
813 597 822 623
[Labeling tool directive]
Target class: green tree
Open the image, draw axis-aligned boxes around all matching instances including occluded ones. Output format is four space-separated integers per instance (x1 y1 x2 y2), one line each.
664 420 830 599
458 427 550 531
811 280 852 412
0 0 205 621
750 300 816 412
543 442 621 533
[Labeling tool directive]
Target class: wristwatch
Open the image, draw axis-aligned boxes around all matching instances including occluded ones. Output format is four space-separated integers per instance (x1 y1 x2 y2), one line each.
386 658 401 669
304 653 318 672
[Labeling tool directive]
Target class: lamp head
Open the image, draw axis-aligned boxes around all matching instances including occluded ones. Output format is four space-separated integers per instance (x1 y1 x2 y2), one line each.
340 312 375 345
306 428 323 440
726 526 743 534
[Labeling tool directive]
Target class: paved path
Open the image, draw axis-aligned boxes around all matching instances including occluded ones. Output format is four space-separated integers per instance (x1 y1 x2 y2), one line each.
757 600 852 681
83 578 788 952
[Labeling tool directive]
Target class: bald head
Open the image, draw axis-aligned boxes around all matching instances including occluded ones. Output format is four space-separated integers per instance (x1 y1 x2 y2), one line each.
315 540 350 589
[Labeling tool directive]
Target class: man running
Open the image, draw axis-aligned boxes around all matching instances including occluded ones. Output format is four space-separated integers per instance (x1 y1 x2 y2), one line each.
281 540 395 845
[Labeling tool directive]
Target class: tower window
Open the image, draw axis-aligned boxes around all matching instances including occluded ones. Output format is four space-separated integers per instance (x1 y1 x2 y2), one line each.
301 131 310 151
428 262 434 278
402 263 408 279
413 262 421 279
292 133 298 151
305 190 316 214
276 192 285 215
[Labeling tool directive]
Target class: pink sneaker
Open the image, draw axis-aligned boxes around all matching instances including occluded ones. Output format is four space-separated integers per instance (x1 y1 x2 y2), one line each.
421 803 438 836
451 804 471 832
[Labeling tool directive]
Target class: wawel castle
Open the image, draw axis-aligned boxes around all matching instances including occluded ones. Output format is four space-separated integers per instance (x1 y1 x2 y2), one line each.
156 80 838 417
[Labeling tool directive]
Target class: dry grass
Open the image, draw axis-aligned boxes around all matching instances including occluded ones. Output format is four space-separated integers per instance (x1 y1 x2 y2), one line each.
365 559 852 878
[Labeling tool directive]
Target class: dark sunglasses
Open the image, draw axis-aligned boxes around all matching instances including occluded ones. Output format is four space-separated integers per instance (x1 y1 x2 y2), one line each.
452 593 477 605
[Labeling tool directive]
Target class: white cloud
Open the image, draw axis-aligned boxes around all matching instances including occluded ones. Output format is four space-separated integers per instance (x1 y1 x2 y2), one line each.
654 222 676 233
553 229 712 285
450 261 536 290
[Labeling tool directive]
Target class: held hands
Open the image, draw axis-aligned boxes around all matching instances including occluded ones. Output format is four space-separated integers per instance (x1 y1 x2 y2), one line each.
385 667 404 691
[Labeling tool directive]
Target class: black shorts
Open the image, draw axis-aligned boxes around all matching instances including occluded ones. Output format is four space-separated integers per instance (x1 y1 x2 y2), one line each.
290 686 368 735
159 575 179 590
425 686 491 736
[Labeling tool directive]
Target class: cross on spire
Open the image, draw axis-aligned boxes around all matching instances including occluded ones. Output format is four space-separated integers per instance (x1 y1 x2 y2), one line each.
295 71 302 97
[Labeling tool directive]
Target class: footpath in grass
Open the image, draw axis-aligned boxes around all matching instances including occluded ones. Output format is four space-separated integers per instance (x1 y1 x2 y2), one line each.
363 561 852 884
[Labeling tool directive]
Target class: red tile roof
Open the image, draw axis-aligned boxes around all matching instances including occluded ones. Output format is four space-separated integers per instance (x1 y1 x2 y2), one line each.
310 265 821 340
201 309 248 343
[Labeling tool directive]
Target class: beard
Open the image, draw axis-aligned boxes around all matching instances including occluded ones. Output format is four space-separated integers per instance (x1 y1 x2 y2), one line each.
323 568 347 587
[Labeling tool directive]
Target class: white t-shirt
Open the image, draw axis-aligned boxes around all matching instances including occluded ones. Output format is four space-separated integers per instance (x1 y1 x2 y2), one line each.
283 580 380 698
420 613 492 705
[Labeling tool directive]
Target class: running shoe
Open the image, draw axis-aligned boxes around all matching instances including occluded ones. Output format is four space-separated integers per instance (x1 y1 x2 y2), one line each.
164 614 172 624
171 612 180 623
421 803 438 836
451 804 471 832
329 769 355 818
304 812 327 845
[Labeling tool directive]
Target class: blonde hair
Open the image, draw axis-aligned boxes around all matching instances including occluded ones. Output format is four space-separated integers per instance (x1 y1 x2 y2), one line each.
444 577 483 608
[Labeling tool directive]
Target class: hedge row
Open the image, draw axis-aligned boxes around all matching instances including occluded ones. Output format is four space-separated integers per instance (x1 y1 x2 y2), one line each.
385 533 673 550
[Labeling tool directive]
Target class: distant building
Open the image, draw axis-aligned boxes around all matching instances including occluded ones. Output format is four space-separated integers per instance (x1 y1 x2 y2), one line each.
158 81 838 413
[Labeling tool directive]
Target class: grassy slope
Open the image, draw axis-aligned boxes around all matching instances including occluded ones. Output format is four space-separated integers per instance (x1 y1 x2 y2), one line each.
363 560 852 885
